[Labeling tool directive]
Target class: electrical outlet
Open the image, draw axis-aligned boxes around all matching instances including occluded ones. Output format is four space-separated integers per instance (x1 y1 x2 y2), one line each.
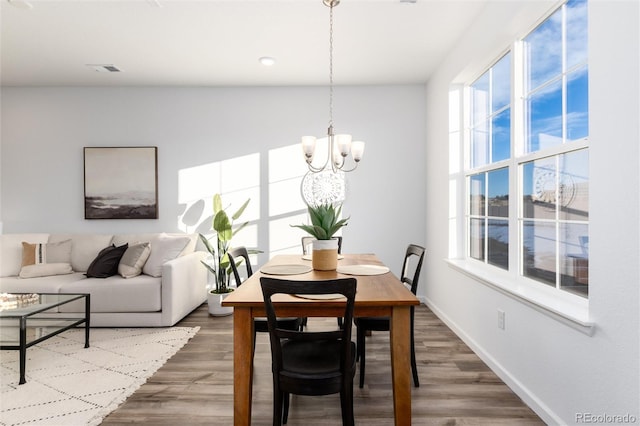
497 309 505 330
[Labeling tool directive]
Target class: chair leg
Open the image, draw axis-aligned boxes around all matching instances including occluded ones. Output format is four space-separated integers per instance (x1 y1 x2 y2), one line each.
356 325 361 362
340 386 355 426
358 327 366 388
252 328 257 361
410 310 419 387
337 317 343 328
283 392 290 424
273 384 283 426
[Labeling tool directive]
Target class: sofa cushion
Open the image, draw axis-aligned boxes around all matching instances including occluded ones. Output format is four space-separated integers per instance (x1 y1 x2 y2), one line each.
0 272 86 294
112 233 197 257
142 234 192 277
58 274 162 313
49 234 114 272
118 242 151 278
19 263 73 279
86 244 128 278
0 234 50 277
21 239 72 266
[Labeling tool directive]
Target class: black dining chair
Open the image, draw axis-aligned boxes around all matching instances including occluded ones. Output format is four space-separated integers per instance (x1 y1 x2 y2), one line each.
354 243 425 388
260 277 357 426
301 235 345 328
227 247 303 359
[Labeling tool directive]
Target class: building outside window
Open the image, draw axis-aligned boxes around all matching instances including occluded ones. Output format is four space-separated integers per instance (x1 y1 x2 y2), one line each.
466 0 589 299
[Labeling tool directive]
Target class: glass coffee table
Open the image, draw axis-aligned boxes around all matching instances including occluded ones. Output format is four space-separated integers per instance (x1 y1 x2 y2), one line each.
0 293 90 384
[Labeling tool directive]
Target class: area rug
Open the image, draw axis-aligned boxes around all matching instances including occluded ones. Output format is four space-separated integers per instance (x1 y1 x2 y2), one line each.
0 326 199 425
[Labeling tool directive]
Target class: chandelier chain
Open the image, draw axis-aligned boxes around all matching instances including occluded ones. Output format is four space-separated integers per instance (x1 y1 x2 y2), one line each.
328 2 334 129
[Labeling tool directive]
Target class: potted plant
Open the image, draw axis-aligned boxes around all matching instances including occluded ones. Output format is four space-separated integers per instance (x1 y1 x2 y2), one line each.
199 194 253 316
291 203 349 270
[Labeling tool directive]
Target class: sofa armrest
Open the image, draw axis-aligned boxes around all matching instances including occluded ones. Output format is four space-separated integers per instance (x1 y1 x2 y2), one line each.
160 251 208 326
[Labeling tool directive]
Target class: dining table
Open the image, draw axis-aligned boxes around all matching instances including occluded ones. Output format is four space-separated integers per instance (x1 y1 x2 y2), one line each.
221 253 420 426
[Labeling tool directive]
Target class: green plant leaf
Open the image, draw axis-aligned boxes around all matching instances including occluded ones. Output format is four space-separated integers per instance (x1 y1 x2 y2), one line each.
199 233 216 256
213 194 223 215
232 199 250 221
200 259 216 275
232 221 249 238
214 210 232 241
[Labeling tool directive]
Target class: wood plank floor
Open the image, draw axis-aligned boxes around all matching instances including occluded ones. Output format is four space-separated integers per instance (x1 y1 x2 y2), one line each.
101 304 544 425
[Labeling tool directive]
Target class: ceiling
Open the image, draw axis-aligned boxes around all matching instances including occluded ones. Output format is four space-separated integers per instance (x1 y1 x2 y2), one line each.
0 0 488 87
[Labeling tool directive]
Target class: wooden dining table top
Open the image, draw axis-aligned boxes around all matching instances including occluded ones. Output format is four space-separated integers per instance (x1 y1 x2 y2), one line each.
222 253 420 312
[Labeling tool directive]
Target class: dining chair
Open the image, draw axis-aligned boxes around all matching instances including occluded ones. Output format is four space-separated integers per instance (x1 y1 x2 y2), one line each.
301 236 345 328
354 243 425 388
227 247 303 359
301 236 343 255
260 277 357 426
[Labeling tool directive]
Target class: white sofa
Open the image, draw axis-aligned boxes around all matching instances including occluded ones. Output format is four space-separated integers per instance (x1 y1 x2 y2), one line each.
0 233 208 327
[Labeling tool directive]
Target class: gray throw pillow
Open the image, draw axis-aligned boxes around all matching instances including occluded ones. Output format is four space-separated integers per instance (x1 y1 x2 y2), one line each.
118 242 151 278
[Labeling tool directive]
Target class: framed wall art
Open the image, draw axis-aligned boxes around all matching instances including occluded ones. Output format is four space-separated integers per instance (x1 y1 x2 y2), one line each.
84 146 158 219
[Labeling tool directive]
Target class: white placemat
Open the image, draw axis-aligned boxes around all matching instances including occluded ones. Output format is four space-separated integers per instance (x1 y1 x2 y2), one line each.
336 264 390 276
294 293 346 300
301 254 345 261
260 264 312 275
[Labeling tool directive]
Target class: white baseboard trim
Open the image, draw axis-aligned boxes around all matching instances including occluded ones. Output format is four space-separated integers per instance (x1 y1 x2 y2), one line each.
423 297 563 426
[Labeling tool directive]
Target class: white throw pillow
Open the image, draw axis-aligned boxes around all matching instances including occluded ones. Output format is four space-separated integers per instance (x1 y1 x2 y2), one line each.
19 263 73 278
21 239 72 266
0 234 49 277
118 242 152 278
49 234 114 272
142 235 191 277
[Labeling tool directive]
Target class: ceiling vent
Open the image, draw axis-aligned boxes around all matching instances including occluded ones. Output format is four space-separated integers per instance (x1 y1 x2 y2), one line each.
86 64 122 73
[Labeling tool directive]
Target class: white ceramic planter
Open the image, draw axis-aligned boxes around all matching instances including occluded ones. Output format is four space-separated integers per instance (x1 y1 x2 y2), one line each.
312 238 339 271
207 291 233 316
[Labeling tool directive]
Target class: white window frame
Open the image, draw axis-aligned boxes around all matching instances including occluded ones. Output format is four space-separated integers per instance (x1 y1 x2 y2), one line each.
449 0 592 335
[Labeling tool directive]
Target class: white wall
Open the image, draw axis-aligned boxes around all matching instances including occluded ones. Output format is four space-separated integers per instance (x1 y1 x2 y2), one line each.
0 85 426 270
424 1 639 425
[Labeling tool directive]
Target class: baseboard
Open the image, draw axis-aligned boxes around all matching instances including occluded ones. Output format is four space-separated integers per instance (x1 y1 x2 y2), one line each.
423 296 563 426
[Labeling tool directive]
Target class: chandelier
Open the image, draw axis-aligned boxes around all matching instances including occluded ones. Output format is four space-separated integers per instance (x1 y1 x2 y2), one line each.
301 0 365 174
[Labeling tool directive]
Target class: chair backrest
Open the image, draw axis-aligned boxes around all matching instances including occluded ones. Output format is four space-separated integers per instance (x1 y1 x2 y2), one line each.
260 277 357 373
400 244 425 295
227 246 253 286
301 236 343 254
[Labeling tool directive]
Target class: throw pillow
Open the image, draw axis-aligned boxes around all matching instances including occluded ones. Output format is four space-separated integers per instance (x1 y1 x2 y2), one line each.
21 239 72 267
118 242 151 278
142 235 191 278
85 243 129 278
19 263 73 279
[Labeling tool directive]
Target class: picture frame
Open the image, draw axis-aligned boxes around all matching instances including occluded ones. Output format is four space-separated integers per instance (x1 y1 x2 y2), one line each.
84 146 158 219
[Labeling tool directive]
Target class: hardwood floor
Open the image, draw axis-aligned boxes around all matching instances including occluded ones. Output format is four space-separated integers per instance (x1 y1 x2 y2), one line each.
101 304 544 425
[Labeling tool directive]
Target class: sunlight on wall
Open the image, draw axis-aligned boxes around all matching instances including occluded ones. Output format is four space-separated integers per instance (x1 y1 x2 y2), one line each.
177 144 311 260
177 153 260 240
269 144 308 254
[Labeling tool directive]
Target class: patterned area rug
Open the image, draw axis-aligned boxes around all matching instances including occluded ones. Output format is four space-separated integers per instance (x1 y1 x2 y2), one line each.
0 327 199 425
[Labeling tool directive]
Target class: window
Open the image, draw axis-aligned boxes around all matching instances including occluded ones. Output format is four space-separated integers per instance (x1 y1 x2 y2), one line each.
465 0 589 299
468 53 512 270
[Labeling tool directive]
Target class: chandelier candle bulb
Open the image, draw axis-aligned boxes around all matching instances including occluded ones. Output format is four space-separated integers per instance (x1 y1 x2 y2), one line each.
351 141 365 162
302 136 317 160
336 134 352 156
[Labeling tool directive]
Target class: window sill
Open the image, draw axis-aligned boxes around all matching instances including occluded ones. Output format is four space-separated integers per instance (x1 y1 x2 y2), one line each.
446 259 595 336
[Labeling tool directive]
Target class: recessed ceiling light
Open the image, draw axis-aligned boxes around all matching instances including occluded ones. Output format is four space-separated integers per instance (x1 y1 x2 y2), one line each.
259 57 276 67
7 0 33 10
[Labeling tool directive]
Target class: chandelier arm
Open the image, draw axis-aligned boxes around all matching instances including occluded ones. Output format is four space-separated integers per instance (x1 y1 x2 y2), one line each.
335 162 360 173
307 156 331 173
